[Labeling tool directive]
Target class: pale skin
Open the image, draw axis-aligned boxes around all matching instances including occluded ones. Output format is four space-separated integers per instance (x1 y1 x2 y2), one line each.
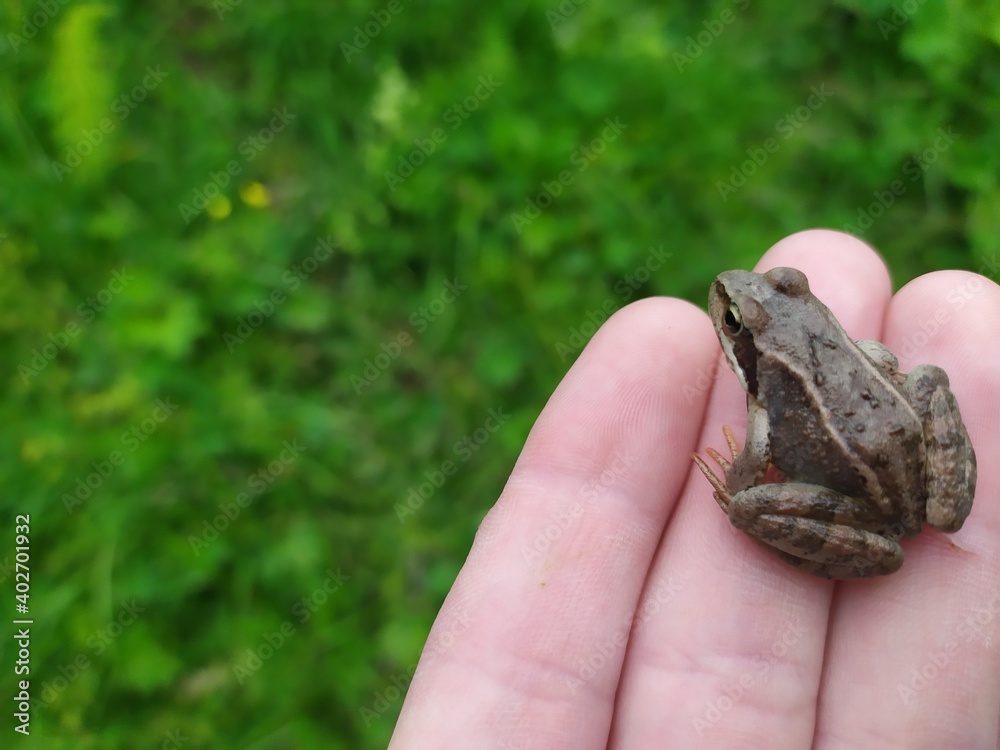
387 230 1000 749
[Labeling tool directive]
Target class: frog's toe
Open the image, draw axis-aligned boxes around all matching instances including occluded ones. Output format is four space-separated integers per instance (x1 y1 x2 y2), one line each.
720 424 740 460
705 446 731 472
692 452 732 511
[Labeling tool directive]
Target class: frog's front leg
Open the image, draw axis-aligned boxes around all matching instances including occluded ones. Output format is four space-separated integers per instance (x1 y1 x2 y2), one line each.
902 364 977 532
728 483 904 579
693 399 774 513
726 397 772 492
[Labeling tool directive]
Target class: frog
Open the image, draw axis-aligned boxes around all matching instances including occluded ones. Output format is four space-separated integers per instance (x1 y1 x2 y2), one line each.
692 267 977 579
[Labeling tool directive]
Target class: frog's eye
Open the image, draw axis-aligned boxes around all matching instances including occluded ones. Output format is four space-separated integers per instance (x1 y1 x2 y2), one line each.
724 303 744 334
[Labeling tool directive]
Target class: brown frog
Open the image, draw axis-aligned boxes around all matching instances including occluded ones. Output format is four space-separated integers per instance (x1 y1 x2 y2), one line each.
693 267 977 579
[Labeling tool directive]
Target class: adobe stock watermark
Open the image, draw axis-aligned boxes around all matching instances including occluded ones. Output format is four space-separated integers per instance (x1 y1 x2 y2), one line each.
213 0 244 19
360 664 416 726
188 439 306 555
30 600 145 712
222 235 338 352
159 729 189 750
976 254 1000 281
898 591 1000 704
341 0 405 62
682 359 728 405
359 607 473 726
673 0 751 71
62 398 179 514
178 106 296 223
395 407 512 523
897 641 958 706
509 116 628 233
546 0 587 29
351 278 467 393
19 268 135 383
888 273 983 363
50 65 169 181
566 574 684 695
716 84 833 201
232 568 349 685
842 126 957 235
878 0 927 40
553 244 672 362
957 590 1000 646
693 620 807 736
3 0 71 58
384 74 501 192
521 451 637 564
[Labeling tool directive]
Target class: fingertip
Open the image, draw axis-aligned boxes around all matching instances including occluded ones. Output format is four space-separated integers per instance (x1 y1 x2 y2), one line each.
525 296 719 491
884 270 1000 465
757 230 893 332
886 270 1000 369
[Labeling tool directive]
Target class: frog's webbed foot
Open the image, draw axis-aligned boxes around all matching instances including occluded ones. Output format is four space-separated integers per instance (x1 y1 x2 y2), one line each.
692 425 741 512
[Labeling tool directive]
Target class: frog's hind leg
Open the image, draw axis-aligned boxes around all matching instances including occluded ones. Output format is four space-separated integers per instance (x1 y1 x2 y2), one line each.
762 545 901 580
902 364 977 532
728 482 904 579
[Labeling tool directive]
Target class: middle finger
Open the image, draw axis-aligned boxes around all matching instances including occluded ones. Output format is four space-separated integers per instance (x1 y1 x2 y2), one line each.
608 230 894 747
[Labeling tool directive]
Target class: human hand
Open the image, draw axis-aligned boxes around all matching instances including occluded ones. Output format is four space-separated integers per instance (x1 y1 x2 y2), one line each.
388 230 1000 748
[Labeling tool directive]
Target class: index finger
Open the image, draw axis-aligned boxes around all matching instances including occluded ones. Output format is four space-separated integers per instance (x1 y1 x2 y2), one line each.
388 296 717 749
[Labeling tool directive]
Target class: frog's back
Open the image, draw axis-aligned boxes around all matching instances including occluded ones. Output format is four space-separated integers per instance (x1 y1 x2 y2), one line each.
758 319 925 529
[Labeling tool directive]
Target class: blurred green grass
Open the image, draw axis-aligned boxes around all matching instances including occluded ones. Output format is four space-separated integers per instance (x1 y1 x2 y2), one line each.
0 0 998 747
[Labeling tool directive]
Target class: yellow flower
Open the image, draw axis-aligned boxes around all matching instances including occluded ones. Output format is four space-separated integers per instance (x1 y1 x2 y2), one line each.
206 195 231 220
240 181 271 208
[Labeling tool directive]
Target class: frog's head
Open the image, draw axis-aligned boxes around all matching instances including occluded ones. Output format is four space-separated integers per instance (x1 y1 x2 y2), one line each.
707 267 811 396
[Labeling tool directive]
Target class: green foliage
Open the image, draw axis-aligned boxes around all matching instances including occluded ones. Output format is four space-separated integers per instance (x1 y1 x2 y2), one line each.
46 4 117 183
0 0 997 747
